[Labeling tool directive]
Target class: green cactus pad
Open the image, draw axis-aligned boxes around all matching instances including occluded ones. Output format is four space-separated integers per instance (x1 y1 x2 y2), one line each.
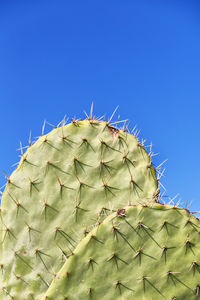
43 204 200 300
0 120 158 299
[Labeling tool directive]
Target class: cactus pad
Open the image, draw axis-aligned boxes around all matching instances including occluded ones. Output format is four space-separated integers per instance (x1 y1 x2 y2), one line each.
0 120 158 299
43 204 200 300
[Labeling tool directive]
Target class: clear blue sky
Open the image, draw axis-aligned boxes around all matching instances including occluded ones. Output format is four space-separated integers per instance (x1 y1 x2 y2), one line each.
0 0 200 211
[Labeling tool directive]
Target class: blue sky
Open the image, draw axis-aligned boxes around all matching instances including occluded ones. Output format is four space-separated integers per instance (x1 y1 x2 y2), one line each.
0 0 200 211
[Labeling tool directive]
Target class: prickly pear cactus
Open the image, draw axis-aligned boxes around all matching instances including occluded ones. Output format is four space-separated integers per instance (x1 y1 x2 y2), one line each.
0 119 158 299
43 204 200 300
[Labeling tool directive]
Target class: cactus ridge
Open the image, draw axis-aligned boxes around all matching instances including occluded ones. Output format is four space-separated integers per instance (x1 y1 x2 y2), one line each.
0 119 158 299
43 204 200 300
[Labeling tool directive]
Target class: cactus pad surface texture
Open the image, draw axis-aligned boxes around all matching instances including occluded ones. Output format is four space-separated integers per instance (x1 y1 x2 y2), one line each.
43 204 200 300
0 119 158 299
